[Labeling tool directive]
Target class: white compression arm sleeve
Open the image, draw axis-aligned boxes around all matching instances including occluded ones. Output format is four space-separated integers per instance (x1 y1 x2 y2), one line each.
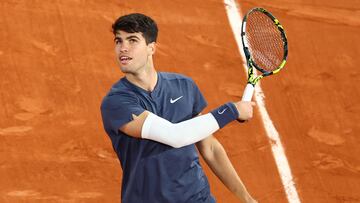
141 112 220 148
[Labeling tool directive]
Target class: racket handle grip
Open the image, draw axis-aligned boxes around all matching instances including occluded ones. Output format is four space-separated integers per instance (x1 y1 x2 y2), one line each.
242 83 255 101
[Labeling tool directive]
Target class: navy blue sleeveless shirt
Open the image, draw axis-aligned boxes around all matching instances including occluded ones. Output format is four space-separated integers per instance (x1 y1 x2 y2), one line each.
101 72 216 203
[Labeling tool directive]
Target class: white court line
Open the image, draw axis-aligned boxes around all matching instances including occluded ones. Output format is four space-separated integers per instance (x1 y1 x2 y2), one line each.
223 1 301 203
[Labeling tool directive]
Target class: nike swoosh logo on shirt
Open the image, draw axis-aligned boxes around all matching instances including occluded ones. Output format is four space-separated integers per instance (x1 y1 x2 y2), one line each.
218 108 227 114
170 96 183 104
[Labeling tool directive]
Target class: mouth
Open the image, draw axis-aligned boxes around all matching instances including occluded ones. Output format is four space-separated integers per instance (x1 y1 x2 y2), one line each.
119 56 132 64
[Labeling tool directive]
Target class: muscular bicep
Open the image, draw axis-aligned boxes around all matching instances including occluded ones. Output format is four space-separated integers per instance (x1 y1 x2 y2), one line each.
119 110 150 138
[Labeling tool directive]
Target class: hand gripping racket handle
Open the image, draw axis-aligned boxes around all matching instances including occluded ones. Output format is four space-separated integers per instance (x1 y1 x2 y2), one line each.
241 83 255 101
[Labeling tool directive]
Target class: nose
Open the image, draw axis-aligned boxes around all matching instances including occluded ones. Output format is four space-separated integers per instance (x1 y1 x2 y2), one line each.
119 42 129 53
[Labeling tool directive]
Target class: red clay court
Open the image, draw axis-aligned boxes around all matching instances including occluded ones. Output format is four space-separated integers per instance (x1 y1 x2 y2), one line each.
0 0 359 202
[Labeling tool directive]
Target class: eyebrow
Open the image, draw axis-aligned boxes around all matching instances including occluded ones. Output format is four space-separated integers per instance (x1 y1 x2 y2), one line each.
114 35 140 41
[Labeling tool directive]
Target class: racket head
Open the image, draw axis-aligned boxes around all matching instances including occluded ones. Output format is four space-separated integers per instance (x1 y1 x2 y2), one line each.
241 8 288 78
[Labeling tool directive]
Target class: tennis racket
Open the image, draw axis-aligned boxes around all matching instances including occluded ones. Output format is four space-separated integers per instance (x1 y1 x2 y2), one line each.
241 7 288 101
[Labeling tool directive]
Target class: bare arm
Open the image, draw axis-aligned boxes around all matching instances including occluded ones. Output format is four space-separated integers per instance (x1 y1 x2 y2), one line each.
120 111 150 138
196 136 257 203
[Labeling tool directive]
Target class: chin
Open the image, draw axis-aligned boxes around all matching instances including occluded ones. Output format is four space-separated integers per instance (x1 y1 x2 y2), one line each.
120 66 134 74
120 67 130 73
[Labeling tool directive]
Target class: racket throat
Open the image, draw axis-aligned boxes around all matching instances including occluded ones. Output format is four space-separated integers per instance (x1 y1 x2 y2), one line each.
247 65 263 85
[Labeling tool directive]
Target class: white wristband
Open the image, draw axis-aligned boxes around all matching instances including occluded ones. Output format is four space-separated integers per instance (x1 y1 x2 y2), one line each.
141 112 220 148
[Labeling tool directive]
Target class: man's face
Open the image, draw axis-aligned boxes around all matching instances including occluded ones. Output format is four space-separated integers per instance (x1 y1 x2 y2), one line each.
114 30 155 74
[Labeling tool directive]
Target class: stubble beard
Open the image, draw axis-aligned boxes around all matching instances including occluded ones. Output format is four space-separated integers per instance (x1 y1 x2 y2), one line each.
120 57 151 76
119 62 145 76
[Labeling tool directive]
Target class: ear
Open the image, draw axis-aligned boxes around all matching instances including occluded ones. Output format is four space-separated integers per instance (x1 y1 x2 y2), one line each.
147 42 156 55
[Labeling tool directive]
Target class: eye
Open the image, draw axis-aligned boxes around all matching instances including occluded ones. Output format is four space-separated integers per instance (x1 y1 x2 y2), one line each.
114 39 122 45
129 39 137 43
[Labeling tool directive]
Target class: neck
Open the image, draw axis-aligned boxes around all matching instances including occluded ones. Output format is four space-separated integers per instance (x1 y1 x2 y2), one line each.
125 65 158 92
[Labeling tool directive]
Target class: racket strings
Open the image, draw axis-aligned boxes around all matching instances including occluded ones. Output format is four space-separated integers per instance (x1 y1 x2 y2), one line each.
245 11 284 72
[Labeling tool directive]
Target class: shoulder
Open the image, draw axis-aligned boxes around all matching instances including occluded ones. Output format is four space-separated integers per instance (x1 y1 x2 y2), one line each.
101 79 138 110
160 72 195 85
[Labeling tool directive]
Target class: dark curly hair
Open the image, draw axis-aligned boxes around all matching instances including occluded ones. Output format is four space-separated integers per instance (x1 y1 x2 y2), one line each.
112 13 158 44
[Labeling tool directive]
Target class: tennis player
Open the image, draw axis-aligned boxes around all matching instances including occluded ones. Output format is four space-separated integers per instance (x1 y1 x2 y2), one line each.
101 13 257 203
